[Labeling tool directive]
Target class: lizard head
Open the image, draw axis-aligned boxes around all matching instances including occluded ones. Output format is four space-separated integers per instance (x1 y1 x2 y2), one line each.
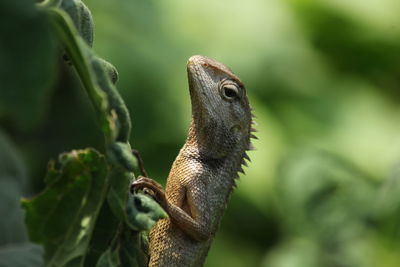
186 55 253 159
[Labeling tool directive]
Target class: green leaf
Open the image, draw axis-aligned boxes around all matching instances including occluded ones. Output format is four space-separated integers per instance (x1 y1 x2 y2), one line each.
107 142 138 173
60 0 94 47
126 193 167 232
46 7 131 144
90 56 131 143
97 58 119 84
46 7 117 143
0 0 57 130
22 149 110 267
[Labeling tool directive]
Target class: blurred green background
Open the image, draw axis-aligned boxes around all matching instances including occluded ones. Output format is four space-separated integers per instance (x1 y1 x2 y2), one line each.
1 0 400 266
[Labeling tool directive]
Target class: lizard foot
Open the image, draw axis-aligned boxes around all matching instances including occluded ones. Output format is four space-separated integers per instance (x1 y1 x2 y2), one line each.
131 176 167 208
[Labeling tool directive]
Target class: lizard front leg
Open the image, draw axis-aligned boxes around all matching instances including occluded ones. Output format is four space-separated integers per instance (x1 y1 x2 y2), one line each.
131 177 211 241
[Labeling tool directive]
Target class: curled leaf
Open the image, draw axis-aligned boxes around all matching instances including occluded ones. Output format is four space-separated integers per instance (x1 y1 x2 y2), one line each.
60 0 94 47
126 193 167 231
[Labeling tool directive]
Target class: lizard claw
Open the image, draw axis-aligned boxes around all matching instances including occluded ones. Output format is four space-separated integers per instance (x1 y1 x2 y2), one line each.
142 187 156 198
131 176 163 191
130 176 166 207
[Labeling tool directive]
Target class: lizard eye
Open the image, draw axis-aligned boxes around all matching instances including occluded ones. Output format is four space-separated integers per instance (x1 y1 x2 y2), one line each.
220 81 240 101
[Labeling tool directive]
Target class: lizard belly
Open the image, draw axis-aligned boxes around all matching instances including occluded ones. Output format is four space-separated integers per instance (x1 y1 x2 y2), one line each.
148 218 210 267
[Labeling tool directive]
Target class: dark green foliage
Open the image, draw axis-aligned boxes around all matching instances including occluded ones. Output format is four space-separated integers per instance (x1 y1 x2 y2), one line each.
0 243 43 267
22 149 109 266
0 130 44 267
0 0 165 266
21 149 164 266
0 0 57 130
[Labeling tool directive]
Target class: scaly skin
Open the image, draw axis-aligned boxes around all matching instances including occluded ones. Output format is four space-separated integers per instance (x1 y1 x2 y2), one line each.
132 55 256 267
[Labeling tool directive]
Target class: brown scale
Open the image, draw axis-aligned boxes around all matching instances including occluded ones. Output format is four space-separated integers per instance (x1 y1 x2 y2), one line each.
132 55 257 267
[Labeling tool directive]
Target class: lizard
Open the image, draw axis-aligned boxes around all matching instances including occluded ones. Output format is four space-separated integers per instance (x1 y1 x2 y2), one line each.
131 55 256 267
